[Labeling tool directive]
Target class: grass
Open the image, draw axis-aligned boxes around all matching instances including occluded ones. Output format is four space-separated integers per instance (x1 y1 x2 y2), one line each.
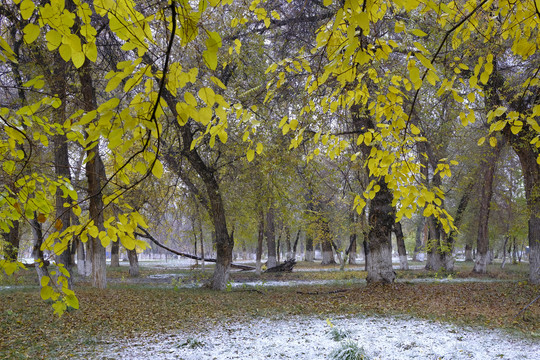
0 261 538 359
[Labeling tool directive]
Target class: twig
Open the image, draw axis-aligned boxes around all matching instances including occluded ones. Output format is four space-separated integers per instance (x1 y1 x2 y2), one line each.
512 293 540 321
296 289 350 295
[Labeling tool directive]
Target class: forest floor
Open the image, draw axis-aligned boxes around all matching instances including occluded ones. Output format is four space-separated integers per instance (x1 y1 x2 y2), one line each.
0 260 539 359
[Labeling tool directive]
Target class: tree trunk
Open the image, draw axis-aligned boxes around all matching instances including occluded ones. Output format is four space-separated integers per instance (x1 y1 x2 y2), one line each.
465 242 474 261
111 240 120 267
304 234 314 262
348 233 357 265
54 133 74 289
365 180 396 283
2 221 20 262
320 218 336 265
394 222 408 270
506 133 540 283
426 217 444 271
285 227 292 260
474 141 502 274
127 248 139 277
351 105 395 283
501 236 508 269
412 217 424 261
31 218 49 282
265 206 277 268
78 63 107 289
256 212 264 275
292 230 300 260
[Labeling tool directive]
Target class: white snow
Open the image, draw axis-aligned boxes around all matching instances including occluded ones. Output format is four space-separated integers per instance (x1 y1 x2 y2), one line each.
77 315 539 360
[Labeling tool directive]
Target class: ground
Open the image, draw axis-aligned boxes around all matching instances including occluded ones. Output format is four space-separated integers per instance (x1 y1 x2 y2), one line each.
0 259 539 359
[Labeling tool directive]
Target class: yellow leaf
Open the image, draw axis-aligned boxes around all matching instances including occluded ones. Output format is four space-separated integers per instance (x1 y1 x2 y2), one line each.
46 30 62 51
105 76 122 92
477 137 485 146
410 124 421 135
65 294 79 309
83 42 98 62
152 159 164 178
23 23 40 44
246 149 255 162
256 142 263 154
59 44 71 62
489 137 497 147
410 29 428 37
20 0 35 20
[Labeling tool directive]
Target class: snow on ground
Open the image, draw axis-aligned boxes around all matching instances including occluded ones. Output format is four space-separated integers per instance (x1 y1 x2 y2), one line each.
78 315 539 360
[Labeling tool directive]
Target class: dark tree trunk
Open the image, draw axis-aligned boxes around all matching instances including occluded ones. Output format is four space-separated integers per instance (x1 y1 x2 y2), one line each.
319 217 336 265
256 212 264 275
111 240 120 267
365 180 396 283
127 248 139 277
351 105 395 283
304 234 314 262
292 230 300 260
265 206 277 268
474 141 503 274
348 233 357 265
394 222 408 270
2 221 20 262
285 227 292 260
501 236 509 269
363 239 369 271
412 217 424 261
509 142 540 283
78 63 107 289
465 242 474 261
54 133 74 288
31 218 49 282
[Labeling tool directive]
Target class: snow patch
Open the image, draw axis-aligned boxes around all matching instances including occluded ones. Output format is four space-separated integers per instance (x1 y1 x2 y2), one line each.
76 315 539 359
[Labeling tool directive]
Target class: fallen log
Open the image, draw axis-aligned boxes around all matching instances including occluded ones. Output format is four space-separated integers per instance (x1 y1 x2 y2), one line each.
135 227 255 271
265 258 296 273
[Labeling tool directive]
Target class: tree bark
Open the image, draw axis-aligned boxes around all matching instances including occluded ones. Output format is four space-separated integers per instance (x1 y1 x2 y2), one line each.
319 217 336 265
412 217 424 261
78 63 107 289
304 234 314 261
465 242 474 261
31 217 49 282
256 212 264 275
394 222 408 270
348 233 357 265
365 180 396 283
292 229 300 260
265 206 277 268
2 221 19 262
127 248 139 277
110 241 120 267
474 141 503 274
351 105 395 283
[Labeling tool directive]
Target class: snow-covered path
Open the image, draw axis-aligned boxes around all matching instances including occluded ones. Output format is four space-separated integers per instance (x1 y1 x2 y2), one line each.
79 315 539 359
